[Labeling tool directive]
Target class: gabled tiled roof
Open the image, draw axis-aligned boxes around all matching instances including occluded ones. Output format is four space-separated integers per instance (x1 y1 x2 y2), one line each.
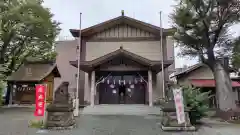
172 63 235 78
173 63 204 78
70 15 175 37
7 61 61 82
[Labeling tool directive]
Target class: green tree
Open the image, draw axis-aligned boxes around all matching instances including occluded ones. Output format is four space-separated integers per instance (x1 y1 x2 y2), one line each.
171 0 240 111
0 0 60 77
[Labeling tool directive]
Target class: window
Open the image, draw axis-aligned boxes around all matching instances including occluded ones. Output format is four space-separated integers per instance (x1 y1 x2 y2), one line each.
235 89 240 106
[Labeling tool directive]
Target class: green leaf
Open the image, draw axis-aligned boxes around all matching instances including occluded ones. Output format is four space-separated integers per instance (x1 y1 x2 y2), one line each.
171 0 240 63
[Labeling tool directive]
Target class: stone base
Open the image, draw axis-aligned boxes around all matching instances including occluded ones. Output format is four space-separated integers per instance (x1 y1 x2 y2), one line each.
45 82 76 130
46 120 76 128
161 125 196 131
46 124 77 130
46 108 76 129
216 109 240 121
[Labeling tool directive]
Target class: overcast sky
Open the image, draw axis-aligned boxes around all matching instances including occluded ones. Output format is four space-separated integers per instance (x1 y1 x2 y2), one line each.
42 0 227 68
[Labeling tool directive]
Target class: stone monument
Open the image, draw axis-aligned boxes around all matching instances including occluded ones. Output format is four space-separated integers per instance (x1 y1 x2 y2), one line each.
46 82 76 129
161 100 196 131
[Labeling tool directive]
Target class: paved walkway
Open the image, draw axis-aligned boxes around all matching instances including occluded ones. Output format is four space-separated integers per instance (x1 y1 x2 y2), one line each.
200 118 240 135
1 106 240 135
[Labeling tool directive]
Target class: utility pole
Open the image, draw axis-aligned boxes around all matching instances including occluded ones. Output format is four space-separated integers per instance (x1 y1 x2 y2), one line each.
160 11 165 99
74 12 82 117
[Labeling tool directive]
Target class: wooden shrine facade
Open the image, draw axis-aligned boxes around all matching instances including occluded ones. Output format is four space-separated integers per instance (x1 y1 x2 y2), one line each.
6 61 61 104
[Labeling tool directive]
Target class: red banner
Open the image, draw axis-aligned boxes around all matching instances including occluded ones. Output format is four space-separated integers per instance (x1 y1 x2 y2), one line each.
34 84 46 117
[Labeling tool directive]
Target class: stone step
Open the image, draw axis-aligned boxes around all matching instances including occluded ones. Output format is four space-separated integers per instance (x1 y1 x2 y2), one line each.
81 104 162 115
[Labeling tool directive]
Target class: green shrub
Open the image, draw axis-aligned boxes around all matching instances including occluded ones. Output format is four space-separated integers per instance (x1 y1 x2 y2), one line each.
182 86 212 124
28 119 45 129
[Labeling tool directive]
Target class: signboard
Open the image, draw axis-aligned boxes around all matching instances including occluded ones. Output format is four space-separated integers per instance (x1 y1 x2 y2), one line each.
16 84 35 91
173 88 185 124
34 84 46 117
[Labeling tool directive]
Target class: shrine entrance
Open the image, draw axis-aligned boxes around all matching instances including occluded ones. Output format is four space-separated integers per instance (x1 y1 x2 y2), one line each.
97 71 147 104
70 47 174 106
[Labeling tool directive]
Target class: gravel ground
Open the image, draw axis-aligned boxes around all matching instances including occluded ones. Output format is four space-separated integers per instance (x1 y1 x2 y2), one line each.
0 107 239 135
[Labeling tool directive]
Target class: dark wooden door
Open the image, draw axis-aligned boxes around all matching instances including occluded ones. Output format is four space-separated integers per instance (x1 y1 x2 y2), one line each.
134 82 146 104
123 75 146 104
99 82 119 104
125 82 146 104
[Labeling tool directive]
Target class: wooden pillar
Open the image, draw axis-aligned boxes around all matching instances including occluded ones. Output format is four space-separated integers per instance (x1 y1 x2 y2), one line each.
148 70 153 106
6 82 12 105
90 71 95 106
9 85 13 105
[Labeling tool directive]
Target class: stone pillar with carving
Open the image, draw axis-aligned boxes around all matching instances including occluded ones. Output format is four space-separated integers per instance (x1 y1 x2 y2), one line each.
161 101 196 131
46 82 76 129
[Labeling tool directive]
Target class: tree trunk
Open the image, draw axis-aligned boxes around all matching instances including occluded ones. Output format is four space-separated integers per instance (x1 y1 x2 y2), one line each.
213 61 236 111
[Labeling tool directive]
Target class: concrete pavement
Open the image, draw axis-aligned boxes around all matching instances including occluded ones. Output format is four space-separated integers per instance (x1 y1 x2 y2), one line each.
0 106 240 135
